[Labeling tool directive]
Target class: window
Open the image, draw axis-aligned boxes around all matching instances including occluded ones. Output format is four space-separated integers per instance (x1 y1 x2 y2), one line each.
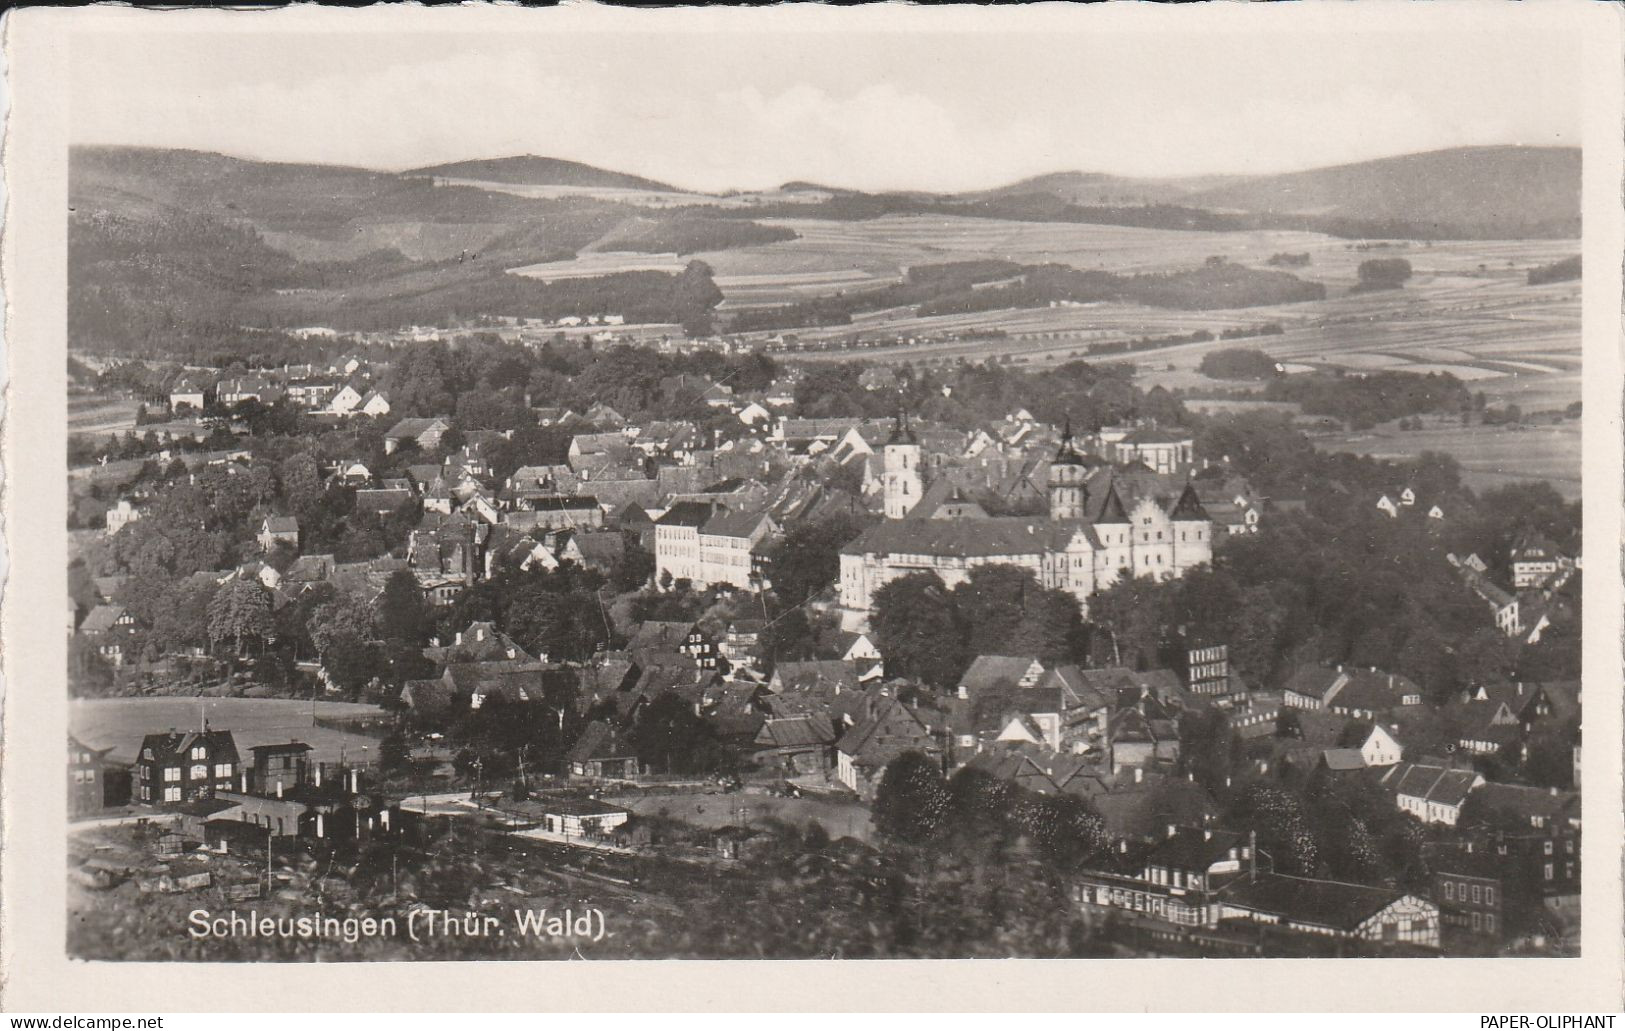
1471 912 1481 931
1486 914 1496 933
163 767 181 783
190 746 206 760
1471 885 1481 903
1543 863 1554 880
1543 841 1553 856
163 787 181 803
1444 882 1453 901
1485 887 1494 906
190 764 208 780
215 763 232 778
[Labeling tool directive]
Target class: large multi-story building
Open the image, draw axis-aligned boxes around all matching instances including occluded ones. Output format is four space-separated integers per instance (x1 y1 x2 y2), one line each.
838 419 1214 618
654 502 778 590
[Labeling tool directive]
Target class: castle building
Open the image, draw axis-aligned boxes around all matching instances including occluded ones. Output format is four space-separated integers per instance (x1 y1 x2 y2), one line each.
838 418 1213 618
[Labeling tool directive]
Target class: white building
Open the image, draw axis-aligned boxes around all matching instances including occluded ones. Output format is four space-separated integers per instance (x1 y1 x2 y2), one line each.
838 421 1213 618
654 502 777 590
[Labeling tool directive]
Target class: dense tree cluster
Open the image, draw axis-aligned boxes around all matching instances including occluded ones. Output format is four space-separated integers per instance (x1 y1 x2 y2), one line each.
1354 257 1414 291
870 567 1085 689
1198 347 1280 381
1263 369 1470 429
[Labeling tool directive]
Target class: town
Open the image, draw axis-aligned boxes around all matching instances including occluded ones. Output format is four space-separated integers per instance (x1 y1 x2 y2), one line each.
67 325 1582 960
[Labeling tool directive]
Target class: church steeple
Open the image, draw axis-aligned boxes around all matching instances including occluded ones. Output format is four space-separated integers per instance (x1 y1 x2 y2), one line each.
1048 414 1088 519
883 406 923 519
1053 416 1085 467
887 405 918 446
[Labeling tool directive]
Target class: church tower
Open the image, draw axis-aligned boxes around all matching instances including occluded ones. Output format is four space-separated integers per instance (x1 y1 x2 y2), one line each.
1048 417 1088 521
883 409 923 520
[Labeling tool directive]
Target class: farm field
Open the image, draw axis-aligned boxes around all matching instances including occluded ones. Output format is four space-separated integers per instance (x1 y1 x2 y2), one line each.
608 789 874 843
1310 422 1581 499
787 254 1579 413
70 696 387 767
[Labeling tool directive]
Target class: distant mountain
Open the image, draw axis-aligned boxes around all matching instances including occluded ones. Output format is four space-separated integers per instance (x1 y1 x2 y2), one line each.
406 155 682 193
972 171 1240 207
977 147 1581 239
1184 146 1580 237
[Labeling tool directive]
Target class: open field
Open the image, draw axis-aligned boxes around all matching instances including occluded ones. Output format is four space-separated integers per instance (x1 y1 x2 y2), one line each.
70 697 387 767
782 252 1579 411
1311 421 1581 499
608 789 874 843
68 395 141 436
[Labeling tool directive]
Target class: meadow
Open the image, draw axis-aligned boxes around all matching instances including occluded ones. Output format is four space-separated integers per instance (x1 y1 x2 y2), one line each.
1310 421 1582 500
68 395 141 436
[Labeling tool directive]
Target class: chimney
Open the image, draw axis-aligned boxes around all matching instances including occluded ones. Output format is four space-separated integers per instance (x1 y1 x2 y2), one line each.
240 770 248 793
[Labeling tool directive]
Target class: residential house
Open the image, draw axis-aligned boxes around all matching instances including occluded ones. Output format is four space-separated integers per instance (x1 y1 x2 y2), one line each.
136 730 240 806
751 714 838 775
79 603 139 667
1380 762 1485 826
834 695 943 798
565 721 640 780
69 735 117 816
1431 844 1505 946
384 417 451 455
104 498 143 536
1358 723 1406 768
1509 533 1575 590
168 374 213 412
258 515 301 552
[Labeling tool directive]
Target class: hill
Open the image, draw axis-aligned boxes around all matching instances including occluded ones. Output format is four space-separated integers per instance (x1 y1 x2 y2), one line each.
973 170 1240 207
67 146 737 351
973 147 1580 239
1183 146 1580 238
406 155 681 193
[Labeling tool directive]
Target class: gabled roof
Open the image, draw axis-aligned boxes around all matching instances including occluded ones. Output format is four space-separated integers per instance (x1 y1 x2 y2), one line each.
656 501 719 528
1471 782 1577 824
628 621 697 653
842 516 1100 558
753 714 836 750
772 660 862 698
80 604 131 634
1381 762 1481 807
566 721 637 764
1321 748 1367 772
262 515 300 533
956 656 1044 698
1219 873 1413 931
138 730 240 767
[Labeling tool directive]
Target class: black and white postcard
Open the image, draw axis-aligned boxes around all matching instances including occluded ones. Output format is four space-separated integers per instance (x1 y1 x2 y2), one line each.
2 1 1622 1013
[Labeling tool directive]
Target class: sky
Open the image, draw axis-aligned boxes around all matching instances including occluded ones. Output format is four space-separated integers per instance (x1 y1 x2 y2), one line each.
68 20 1583 194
